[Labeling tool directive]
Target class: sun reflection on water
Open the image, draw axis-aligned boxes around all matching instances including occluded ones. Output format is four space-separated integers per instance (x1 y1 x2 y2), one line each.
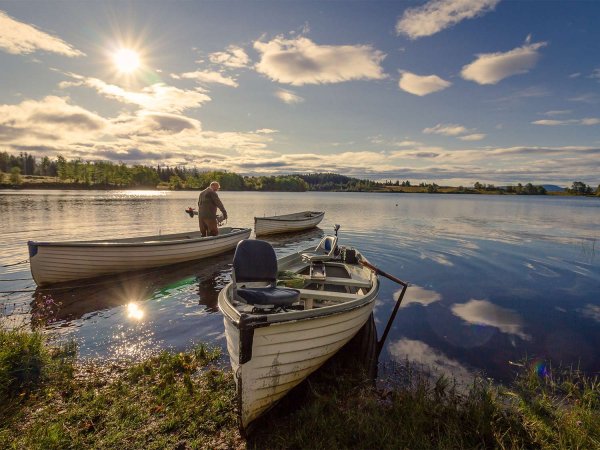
126 302 145 320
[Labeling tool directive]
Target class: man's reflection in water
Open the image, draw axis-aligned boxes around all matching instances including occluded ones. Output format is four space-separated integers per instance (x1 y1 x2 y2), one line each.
197 271 230 313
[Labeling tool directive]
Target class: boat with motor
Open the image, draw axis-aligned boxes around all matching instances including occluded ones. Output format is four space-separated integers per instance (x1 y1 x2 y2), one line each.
218 227 380 432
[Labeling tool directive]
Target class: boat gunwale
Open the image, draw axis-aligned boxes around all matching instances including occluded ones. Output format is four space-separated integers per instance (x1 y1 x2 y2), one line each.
218 253 379 327
28 227 252 248
254 211 324 222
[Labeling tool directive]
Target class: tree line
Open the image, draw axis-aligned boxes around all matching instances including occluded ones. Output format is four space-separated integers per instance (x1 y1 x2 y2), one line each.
1 152 598 195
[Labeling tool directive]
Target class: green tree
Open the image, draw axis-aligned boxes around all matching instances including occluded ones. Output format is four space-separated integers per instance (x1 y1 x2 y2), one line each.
169 175 184 190
569 181 592 195
56 155 68 180
10 166 22 184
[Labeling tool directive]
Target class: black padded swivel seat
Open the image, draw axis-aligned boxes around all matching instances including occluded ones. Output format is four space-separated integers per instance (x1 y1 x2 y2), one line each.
233 239 300 307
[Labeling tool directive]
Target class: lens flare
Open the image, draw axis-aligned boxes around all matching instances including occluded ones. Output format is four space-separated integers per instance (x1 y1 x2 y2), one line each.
113 48 140 73
127 302 144 320
533 358 548 377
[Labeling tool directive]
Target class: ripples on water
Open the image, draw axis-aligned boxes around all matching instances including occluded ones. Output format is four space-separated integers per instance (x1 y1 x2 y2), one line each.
1 190 598 382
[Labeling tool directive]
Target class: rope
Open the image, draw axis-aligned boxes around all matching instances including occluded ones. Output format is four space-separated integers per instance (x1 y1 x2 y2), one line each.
0 289 36 294
0 278 32 282
2 259 29 267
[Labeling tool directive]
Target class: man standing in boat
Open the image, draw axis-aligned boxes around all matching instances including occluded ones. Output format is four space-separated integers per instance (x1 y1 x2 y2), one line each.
198 181 227 236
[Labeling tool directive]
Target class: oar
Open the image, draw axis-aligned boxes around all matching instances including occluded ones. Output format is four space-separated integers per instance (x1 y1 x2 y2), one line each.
359 259 409 358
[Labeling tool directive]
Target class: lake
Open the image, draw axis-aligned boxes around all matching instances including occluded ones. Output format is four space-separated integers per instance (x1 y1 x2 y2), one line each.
1 189 598 382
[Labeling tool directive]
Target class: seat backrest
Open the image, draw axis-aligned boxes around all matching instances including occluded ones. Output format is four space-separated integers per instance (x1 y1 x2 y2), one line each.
233 239 278 283
316 235 337 255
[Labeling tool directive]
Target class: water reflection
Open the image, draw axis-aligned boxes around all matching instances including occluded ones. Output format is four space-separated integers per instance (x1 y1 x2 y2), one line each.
388 338 474 385
578 304 600 323
1 191 599 378
30 254 234 325
126 303 145 321
451 299 530 341
397 285 442 308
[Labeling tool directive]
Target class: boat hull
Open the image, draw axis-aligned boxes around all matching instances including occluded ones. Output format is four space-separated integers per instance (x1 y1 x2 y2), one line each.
223 300 375 430
28 228 251 286
254 211 324 236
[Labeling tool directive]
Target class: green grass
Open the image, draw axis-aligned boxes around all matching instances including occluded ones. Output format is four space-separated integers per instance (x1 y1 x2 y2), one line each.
1 328 598 449
248 362 599 449
0 330 240 449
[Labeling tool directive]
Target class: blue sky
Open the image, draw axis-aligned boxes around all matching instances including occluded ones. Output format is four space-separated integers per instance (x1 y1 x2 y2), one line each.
0 0 599 186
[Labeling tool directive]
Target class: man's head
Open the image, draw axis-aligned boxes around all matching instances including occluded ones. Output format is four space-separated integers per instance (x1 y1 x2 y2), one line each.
210 181 220 191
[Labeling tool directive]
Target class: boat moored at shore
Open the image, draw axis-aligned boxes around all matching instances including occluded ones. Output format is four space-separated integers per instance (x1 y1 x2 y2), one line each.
218 235 379 432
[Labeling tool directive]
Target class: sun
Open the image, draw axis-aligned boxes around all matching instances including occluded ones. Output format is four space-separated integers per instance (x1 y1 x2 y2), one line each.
113 48 141 73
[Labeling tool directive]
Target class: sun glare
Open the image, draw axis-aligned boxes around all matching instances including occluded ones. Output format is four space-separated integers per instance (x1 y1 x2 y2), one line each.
126 302 145 320
113 48 140 73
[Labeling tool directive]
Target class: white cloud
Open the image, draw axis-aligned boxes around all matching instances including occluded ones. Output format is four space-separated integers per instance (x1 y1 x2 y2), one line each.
451 299 530 340
396 0 500 39
172 70 238 87
208 45 250 68
398 71 451 96
0 11 84 57
542 110 572 116
399 285 442 308
578 304 600 323
62 74 211 113
254 36 386 85
461 40 547 85
275 89 304 104
423 123 468 136
532 118 600 126
568 93 600 104
394 140 423 148
589 68 600 80
110 111 201 137
459 133 486 141
388 339 473 384
0 96 106 145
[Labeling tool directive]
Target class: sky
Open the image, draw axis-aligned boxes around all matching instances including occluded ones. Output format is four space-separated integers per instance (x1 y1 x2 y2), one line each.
0 0 599 186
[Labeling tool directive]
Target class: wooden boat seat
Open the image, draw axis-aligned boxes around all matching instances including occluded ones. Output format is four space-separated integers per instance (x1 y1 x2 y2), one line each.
233 239 300 307
301 236 338 262
296 289 362 302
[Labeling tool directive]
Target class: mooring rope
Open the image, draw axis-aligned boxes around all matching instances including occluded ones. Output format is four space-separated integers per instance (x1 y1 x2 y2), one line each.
2 259 29 268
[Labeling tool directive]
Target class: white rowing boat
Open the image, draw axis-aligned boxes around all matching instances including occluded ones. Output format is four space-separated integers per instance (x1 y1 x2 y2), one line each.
28 227 251 286
218 234 379 432
254 211 324 236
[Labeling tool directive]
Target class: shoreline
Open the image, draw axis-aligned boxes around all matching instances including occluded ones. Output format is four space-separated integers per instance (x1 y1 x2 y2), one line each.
0 182 588 196
1 328 598 449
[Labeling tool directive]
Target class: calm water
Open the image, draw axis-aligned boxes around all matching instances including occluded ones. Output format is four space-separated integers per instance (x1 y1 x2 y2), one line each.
1 190 599 382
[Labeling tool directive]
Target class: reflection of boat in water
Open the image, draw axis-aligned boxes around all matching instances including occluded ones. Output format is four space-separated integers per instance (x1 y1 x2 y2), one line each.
254 211 324 237
30 253 234 325
218 236 379 432
261 227 325 250
28 227 251 286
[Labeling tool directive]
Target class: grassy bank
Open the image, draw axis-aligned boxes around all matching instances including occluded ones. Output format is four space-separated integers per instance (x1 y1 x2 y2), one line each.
1 328 598 449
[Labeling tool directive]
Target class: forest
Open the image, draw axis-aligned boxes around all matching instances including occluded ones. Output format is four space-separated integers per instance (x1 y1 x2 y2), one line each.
1 151 596 195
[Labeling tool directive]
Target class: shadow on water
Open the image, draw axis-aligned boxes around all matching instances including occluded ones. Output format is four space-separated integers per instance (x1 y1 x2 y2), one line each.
29 252 235 327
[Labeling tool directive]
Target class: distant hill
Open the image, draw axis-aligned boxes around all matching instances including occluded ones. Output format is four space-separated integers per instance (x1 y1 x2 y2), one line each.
542 185 565 192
